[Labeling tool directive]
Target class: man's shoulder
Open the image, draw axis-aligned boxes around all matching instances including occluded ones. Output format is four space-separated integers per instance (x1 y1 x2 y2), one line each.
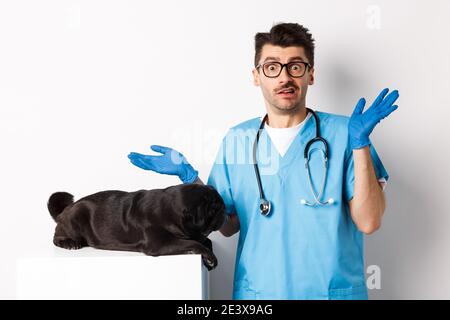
315 110 350 127
218 117 261 143
223 111 350 135
229 116 261 131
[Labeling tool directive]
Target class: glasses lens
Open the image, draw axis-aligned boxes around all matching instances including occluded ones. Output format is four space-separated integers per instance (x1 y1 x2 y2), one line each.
263 63 282 77
287 62 306 77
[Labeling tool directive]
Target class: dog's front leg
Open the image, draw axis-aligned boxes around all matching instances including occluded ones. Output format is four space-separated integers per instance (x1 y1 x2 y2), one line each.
152 239 217 271
143 229 217 270
201 237 213 251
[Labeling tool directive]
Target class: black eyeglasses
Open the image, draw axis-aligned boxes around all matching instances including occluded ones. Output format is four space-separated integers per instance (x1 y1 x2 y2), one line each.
256 61 311 78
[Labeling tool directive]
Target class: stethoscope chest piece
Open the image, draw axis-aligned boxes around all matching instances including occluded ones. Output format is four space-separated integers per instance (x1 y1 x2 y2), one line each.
259 198 272 216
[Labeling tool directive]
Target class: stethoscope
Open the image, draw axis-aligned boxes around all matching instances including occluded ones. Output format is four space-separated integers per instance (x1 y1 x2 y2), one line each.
253 108 335 216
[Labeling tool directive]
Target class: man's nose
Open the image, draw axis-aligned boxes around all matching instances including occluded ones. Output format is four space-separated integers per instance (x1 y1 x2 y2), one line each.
278 65 293 82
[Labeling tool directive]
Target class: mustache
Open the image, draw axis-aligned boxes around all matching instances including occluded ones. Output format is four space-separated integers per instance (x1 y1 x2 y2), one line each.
275 84 298 93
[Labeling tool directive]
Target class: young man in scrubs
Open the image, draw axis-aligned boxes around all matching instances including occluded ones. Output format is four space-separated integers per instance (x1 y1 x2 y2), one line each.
128 22 399 299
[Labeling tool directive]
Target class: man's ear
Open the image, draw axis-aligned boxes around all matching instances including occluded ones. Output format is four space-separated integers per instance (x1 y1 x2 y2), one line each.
308 67 315 85
252 68 260 86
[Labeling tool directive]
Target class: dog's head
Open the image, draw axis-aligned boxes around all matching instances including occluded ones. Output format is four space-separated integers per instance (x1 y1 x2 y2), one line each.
176 184 226 239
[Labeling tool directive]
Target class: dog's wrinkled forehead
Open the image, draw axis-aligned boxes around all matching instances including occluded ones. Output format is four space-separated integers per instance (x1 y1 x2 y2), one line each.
179 184 221 205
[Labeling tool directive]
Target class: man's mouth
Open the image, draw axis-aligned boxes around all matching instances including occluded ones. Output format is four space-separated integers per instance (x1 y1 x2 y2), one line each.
276 87 297 98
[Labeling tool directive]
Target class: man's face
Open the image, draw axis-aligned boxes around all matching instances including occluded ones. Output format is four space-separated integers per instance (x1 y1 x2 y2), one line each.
252 44 314 114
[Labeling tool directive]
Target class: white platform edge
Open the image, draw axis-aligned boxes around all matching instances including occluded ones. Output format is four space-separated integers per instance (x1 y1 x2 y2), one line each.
16 247 209 300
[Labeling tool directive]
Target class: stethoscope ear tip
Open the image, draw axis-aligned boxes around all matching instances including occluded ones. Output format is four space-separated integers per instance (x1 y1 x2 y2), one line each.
328 198 334 204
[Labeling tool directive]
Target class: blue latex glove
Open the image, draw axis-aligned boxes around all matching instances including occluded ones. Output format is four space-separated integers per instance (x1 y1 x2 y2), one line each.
127 145 198 184
349 88 399 150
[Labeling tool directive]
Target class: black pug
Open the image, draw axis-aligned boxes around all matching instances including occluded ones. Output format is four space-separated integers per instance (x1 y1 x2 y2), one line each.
47 184 226 270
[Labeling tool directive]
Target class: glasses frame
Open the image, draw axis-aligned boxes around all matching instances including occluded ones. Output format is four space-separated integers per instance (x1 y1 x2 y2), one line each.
256 61 311 78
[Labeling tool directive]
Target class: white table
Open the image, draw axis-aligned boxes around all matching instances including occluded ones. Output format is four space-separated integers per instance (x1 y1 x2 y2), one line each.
16 247 209 300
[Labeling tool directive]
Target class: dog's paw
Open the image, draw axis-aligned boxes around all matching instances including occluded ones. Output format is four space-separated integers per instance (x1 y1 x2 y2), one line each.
54 238 85 250
202 254 217 271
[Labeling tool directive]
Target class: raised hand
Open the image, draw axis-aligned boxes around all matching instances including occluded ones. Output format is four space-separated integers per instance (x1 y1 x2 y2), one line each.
349 88 399 150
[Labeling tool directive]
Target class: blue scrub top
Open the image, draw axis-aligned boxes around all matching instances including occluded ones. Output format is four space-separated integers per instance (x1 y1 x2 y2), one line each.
207 111 389 300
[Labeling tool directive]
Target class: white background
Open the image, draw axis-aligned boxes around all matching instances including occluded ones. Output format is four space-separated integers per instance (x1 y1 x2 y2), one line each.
1 0 449 299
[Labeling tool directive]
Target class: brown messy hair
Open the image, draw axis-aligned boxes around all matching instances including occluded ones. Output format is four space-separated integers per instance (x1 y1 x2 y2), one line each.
254 22 315 68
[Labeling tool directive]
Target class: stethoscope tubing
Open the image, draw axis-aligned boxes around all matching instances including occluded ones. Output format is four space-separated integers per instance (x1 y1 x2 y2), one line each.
253 108 332 216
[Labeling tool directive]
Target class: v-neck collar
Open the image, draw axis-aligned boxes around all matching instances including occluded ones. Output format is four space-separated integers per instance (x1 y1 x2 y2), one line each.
256 111 317 183
264 112 313 159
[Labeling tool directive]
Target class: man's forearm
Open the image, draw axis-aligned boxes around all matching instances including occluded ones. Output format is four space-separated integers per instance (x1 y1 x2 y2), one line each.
349 146 386 234
218 214 240 237
193 177 204 185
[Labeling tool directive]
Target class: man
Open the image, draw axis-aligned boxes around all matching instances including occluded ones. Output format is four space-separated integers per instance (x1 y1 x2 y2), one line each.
128 22 399 299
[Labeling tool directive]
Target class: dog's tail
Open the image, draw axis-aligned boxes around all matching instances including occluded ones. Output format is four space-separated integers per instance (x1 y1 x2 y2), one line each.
47 192 74 221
